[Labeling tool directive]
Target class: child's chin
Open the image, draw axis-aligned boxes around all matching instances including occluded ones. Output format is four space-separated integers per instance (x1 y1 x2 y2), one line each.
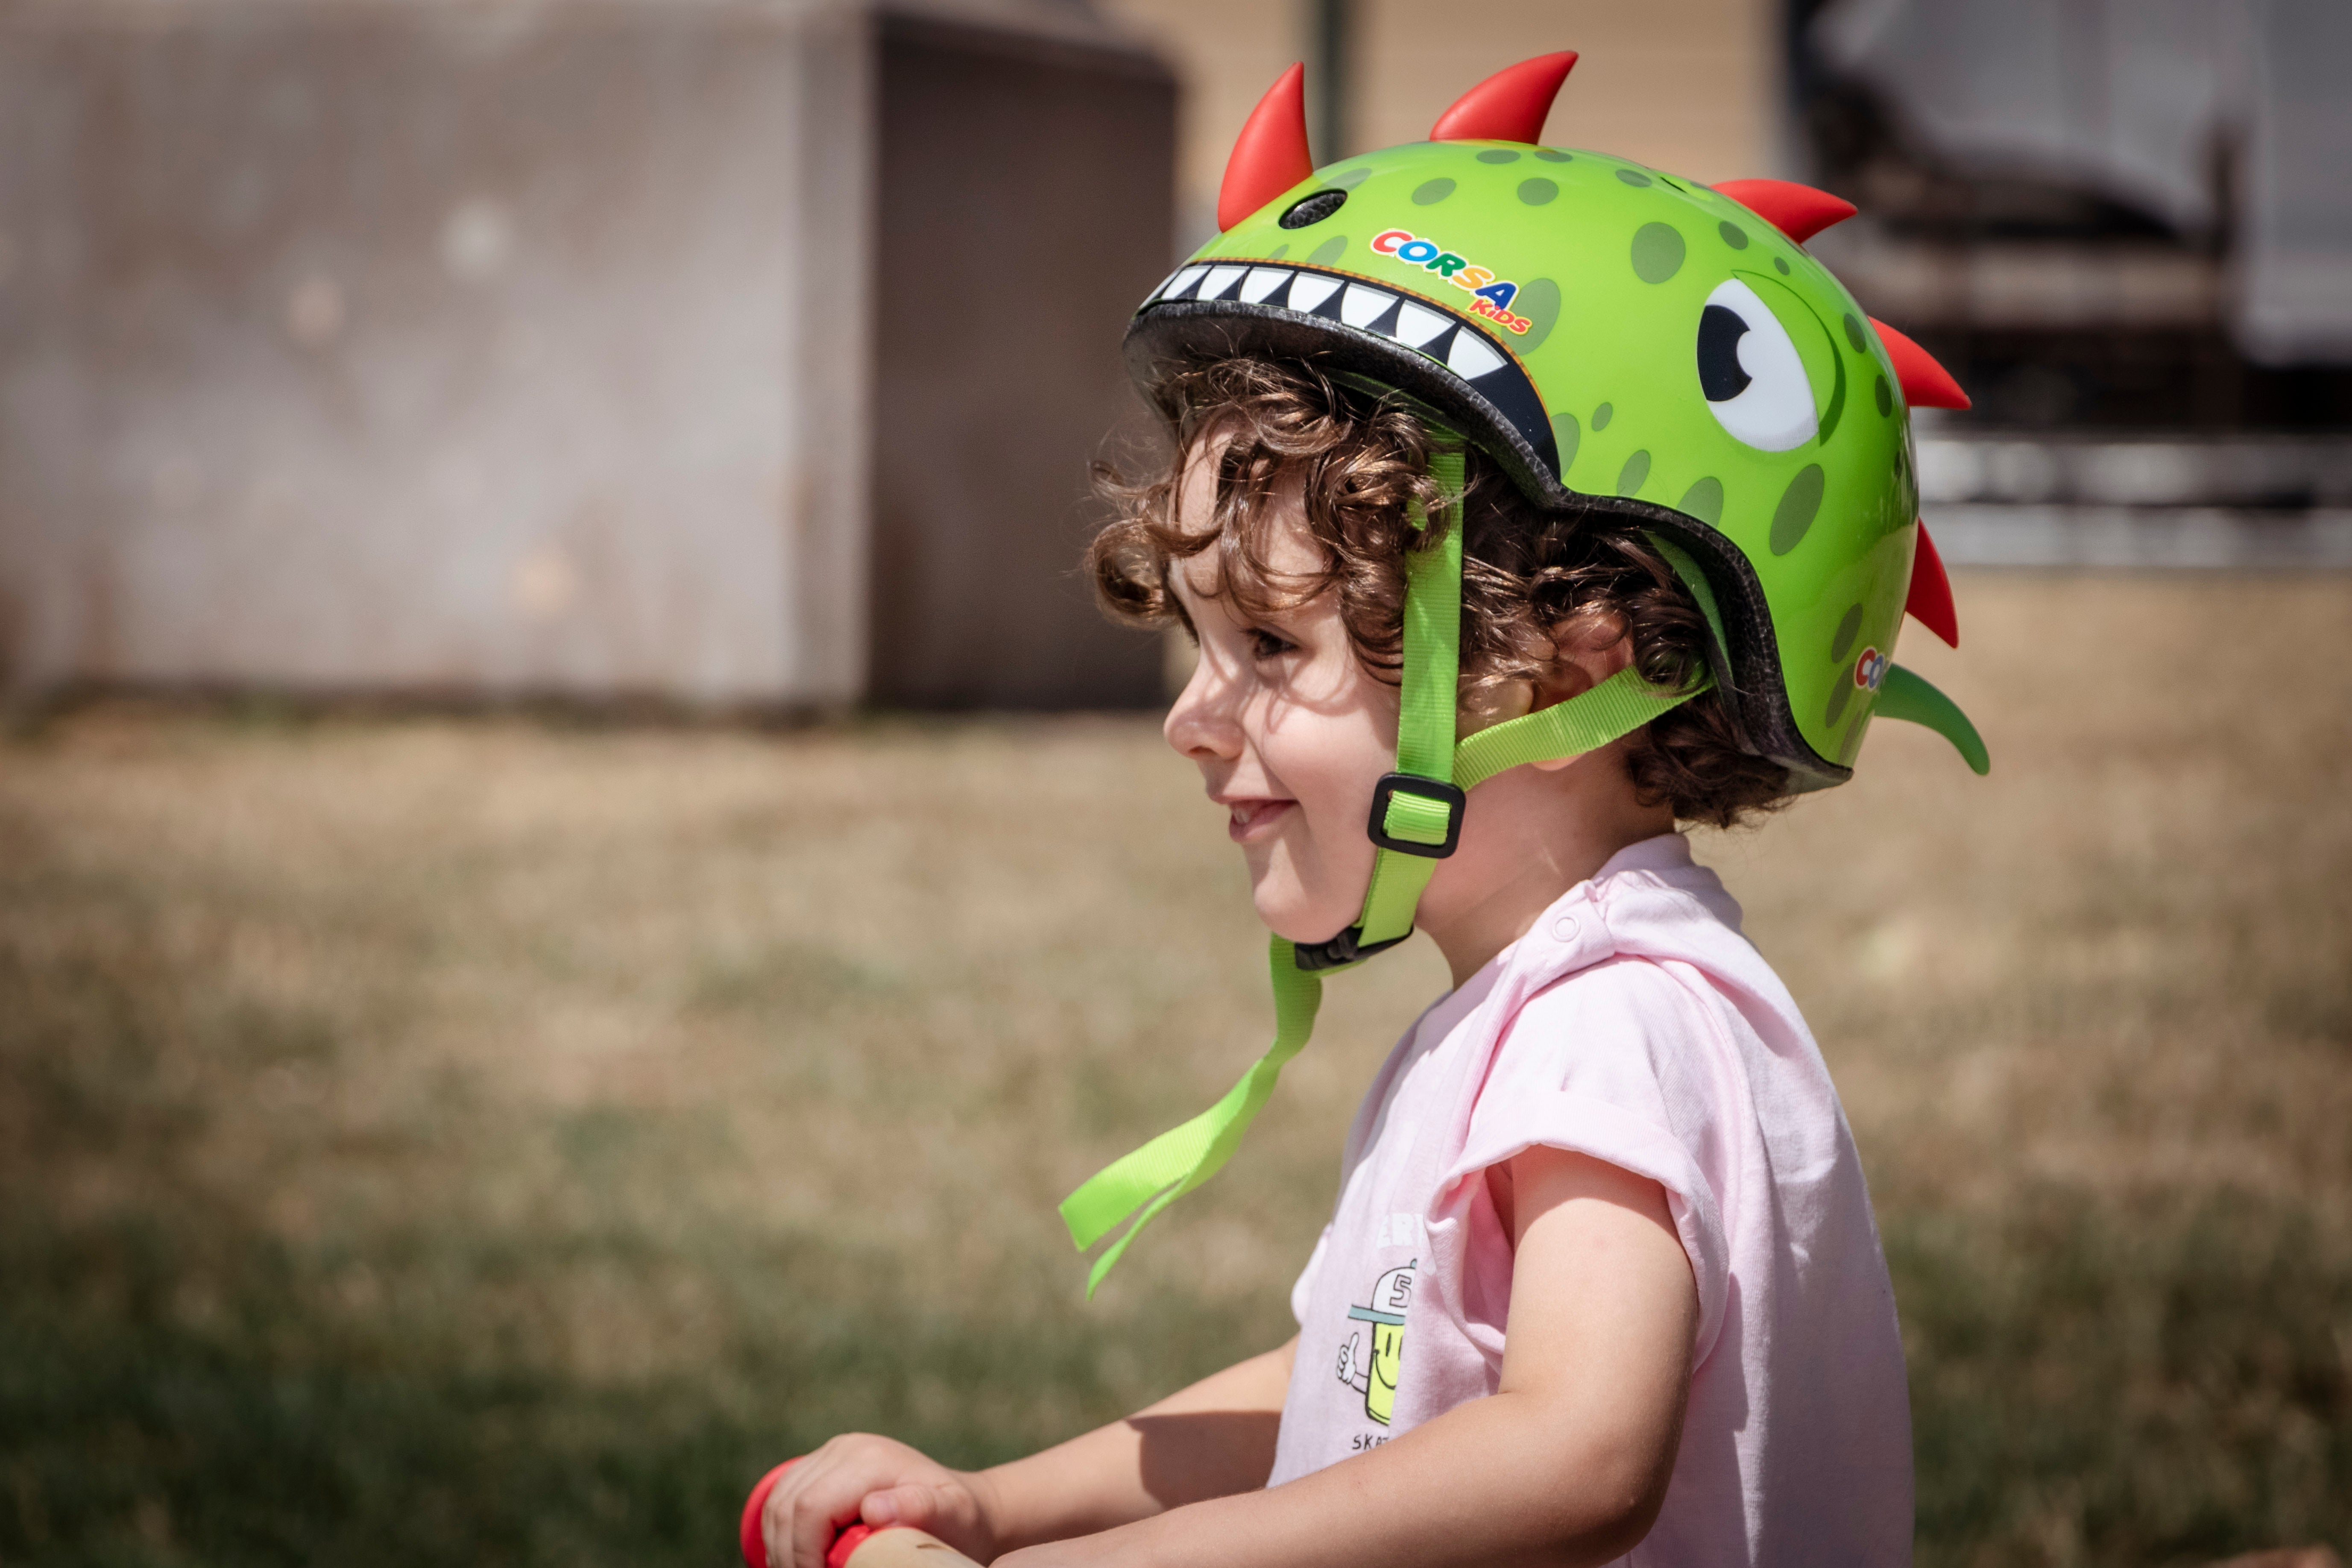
1253 884 1357 949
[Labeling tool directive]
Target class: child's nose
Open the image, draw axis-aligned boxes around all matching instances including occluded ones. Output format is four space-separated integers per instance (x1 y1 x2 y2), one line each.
1164 651 1244 762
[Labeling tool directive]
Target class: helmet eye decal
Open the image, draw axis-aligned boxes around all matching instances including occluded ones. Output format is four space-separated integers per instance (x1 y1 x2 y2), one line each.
1697 305 1753 401
1696 278 1818 453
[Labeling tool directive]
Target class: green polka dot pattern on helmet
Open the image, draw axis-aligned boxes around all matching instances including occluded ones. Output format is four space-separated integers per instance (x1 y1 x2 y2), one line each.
1129 136 1926 786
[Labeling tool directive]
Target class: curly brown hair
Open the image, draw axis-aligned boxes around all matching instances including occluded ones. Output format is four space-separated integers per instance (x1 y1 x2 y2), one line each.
1089 356 1793 829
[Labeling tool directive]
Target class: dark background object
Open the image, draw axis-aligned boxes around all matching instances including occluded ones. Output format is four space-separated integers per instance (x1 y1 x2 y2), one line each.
1788 0 2352 434
866 14 1173 710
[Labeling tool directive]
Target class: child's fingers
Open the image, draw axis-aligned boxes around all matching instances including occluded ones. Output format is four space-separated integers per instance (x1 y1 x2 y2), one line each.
759 1436 971 1568
860 1483 938 1529
759 1444 858 1568
756 1455 808 1568
862 1483 991 1562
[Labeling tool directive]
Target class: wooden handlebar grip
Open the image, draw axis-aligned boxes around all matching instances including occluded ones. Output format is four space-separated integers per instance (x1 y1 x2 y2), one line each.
739 1461 983 1568
828 1525 983 1568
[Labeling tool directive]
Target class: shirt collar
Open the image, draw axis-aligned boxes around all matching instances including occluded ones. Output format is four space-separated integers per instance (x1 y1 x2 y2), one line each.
1592 831 1693 880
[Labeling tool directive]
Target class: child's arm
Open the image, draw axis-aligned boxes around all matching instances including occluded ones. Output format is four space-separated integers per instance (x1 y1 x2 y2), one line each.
1000 1148 1697 1568
762 1338 1296 1568
981 1337 1296 1547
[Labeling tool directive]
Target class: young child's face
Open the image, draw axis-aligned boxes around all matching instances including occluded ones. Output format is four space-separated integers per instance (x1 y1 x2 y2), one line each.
1163 445 1400 945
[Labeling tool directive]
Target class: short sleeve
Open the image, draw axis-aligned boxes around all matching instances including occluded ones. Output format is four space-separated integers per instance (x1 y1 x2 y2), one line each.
1441 957 1734 1360
1289 1222 1334 1327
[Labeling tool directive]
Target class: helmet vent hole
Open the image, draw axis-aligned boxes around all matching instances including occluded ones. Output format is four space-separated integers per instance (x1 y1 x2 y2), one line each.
1279 190 1348 229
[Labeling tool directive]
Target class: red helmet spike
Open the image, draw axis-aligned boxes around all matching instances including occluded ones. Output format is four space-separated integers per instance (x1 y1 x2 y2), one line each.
1217 64 1315 232
1905 520 1960 648
1429 52 1578 143
1712 179 1857 243
1869 318 1972 410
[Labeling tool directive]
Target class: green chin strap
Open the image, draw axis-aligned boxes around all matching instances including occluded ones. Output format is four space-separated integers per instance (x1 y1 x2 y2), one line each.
1058 450 1713 1296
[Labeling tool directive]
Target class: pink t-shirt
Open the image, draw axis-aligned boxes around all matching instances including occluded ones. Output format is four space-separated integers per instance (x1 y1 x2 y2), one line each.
1268 834 1912 1567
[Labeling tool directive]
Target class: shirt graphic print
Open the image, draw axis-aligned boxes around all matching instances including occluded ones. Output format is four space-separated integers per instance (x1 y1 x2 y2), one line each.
1334 1258 1417 1427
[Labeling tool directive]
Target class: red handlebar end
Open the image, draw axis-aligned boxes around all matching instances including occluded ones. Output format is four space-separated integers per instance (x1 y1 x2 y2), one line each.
740 1461 800 1568
827 1524 879 1568
741 1460 901 1568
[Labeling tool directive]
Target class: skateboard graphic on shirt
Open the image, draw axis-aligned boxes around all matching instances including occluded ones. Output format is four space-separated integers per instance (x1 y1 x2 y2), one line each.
1336 1260 1417 1426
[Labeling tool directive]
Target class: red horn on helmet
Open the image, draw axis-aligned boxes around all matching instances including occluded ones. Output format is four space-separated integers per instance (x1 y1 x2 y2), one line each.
1429 52 1578 143
1869 318 1972 410
1905 521 1960 648
1217 64 1315 232
1712 179 1858 243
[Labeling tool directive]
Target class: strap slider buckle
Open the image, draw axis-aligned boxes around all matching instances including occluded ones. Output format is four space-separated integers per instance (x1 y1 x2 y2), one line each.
1366 772 1467 858
1292 924 1414 972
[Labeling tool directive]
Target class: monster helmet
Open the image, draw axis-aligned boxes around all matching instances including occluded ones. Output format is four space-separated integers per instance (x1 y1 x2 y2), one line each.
1124 52 1988 789
1060 54 1987 1293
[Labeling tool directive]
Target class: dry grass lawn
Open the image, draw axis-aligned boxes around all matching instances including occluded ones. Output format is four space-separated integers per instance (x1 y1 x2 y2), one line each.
1 572 2347 1567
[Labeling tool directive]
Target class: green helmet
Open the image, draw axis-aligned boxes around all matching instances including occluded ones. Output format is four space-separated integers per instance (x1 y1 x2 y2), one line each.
1123 51 1987 788
1059 53 1986 1295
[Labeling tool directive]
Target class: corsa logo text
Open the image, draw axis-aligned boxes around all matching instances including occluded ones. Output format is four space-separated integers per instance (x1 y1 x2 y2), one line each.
1370 229 1532 334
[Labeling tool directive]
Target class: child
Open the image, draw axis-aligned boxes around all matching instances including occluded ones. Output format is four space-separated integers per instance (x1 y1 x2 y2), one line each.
760 51 1984 1568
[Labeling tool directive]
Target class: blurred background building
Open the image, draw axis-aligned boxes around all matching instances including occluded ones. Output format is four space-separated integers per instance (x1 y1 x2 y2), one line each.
1791 0 2352 567
1 0 2345 710
0 0 1175 710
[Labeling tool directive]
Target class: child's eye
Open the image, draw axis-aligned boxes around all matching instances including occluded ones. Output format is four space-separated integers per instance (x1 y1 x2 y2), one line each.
1244 627 1297 660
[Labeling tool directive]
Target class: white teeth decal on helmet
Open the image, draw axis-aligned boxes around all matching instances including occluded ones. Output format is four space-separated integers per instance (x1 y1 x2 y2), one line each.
1392 300 1454 350
1134 261 1553 484
1160 265 1211 302
1446 331 1506 380
1240 267 1294 304
1339 284 1396 329
1286 274 1344 313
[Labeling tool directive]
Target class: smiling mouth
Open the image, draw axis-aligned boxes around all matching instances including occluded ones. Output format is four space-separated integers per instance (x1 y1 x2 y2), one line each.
1226 799 1295 841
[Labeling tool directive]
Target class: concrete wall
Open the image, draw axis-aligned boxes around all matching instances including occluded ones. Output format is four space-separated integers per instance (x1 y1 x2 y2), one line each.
0 0 877 703
0 0 1172 709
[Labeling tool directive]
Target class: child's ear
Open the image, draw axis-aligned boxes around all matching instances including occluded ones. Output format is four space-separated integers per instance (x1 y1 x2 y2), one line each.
1523 615 1636 772
1551 610 1631 669
1459 677 1535 738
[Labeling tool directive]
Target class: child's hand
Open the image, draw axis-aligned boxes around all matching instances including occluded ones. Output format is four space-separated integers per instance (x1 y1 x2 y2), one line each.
759 1433 1001 1568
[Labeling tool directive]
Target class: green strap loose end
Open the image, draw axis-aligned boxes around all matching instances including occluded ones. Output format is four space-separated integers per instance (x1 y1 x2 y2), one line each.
1875 663 1990 775
1059 937 1324 1298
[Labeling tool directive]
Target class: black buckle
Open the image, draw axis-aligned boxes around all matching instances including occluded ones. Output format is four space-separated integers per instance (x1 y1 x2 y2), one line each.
1365 772 1466 858
1292 925 1415 972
